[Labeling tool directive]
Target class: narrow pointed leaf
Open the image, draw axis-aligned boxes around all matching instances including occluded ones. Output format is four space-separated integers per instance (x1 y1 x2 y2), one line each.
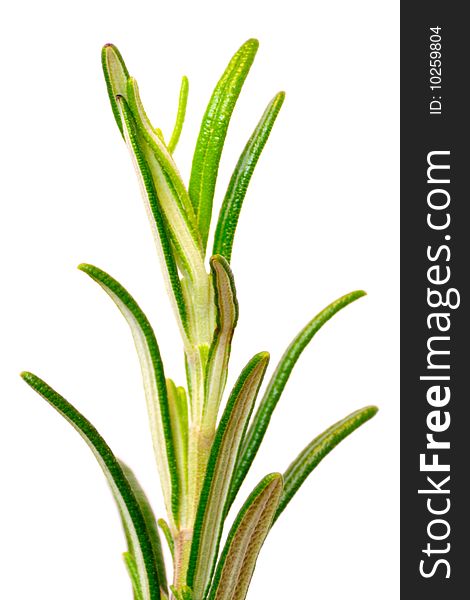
213 91 285 263
155 127 165 143
78 263 179 525
102 49 199 336
124 76 160 139
102 43 130 137
204 254 239 424
227 290 366 510
126 78 200 246
101 45 163 147
120 461 168 595
168 76 189 153
119 92 195 278
119 94 213 349
167 379 189 505
114 96 190 339
187 352 269 598
124 552 145 600
274 405 378 521
189 38 259 250
158 519 175 559
20 372 161 600
207 473 283 600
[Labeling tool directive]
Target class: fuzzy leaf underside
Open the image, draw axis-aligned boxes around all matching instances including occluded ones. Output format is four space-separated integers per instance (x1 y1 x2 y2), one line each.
119 461 168 594
275 405 378 521
116 97 190 338
207 473 283 600
126 78 201 250
189 38 259 250
187 352 269 598
102 43 130 136
213 91 285 263
78 263 180 525
227 290 367 511
204 254 239 422
20 372 161 600
119 93 202 289
102 44 195 339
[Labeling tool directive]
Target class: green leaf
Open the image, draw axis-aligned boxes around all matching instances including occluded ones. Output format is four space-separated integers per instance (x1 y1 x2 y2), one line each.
170 585 193 600
124 552 145 600
113 96 190 339
118 94 194 277
187 352 269 599
120 461 168 595
78 263 180 526
274 405 378 521
167 379 189 506
204 255 239 425
158 518 175 559
119 94 213 349
207 473 283 600
125 78 200 251
213 91 285 263
20 372 162 600
168 76 189 154
227 290 367 511
102 43 130 137
155 127 166 143
189 38 259 251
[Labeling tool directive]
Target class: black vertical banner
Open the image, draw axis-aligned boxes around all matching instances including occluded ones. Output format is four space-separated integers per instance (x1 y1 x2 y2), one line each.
401 3 469 598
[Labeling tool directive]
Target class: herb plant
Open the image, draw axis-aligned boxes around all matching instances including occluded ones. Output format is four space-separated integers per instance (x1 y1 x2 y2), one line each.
21 39 378 600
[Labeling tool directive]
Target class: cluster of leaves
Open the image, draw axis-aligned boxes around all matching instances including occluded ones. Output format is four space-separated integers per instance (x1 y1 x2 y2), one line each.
22 39 377 600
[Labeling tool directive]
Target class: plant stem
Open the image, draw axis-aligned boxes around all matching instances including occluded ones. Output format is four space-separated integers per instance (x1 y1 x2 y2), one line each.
173 527 193 590
173 273 218 590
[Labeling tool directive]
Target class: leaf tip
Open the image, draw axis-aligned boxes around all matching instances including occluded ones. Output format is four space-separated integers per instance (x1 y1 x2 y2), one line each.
240 38 260 64
349 289 367 302
102 42 115 53
20 371 41 391
101 43 128 71
245 38 260 51
261 471 284 501
267 471 283 484
257 350 270 364
77 263 101 281
101 43 112 64
209 253 229 270
77 262 91 272
252 350 271 376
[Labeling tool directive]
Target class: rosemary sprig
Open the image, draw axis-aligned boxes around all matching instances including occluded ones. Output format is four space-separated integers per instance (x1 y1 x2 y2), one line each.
22 39 378 600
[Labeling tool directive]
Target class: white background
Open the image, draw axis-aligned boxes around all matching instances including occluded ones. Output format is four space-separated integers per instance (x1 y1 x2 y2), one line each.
0 1 399 598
